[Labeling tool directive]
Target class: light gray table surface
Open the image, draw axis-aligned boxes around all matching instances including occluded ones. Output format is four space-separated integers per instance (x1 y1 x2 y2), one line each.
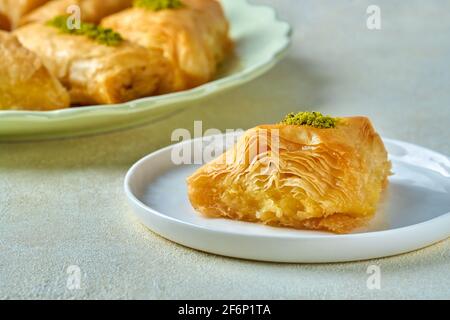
0 0 449 299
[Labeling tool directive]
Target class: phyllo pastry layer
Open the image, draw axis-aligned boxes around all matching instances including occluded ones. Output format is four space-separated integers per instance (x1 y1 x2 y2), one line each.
14 22 166 105
0 31 70 110
20 0 133 26
101 0 232 93
0 0 49 29
187 114 391 234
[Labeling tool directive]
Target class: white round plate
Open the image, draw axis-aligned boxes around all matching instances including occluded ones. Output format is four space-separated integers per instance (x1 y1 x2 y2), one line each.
124 133 450 263
0 0 291 141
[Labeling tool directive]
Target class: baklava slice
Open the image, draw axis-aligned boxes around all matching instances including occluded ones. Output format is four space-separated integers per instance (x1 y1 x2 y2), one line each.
15 17 166 105
187 112 391 234
101 0 232 93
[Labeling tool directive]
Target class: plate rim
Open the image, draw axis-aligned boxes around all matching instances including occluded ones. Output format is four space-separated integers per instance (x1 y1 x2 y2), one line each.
0 0 293 121
124 133 450 241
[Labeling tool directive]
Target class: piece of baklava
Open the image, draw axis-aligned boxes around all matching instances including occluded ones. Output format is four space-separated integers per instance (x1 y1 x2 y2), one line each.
20 0 133 26
14 17 166 105
187 112 392 234
0 31 70 110
0 0 49 29
102 0 231 93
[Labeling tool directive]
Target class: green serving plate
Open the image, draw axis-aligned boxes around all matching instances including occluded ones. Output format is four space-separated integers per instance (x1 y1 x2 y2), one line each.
0 0 291 141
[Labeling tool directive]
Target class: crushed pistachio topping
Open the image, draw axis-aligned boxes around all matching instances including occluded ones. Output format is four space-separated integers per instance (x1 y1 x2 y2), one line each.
133 0 184 11
46 16 123 46
281 111 338 129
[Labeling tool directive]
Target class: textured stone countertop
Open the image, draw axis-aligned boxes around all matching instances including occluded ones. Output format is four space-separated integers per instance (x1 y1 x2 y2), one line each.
0 0 449 299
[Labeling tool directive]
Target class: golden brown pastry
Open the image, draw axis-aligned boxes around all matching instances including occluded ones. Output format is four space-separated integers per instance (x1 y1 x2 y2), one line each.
0 10 10 30
0 31 70 110
14 21 166 105
102 0 231 93
20 0 133 26
187 113 392 234
0 0 49 29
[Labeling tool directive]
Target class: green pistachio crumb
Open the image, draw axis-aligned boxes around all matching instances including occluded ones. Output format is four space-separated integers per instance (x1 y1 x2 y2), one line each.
46 16 123 46
281 111 338 129
133 0 184 11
